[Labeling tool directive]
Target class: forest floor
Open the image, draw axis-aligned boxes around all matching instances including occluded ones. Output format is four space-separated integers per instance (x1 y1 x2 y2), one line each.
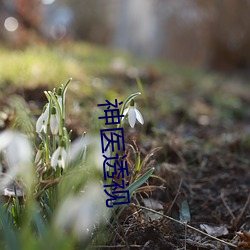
0 42 249 249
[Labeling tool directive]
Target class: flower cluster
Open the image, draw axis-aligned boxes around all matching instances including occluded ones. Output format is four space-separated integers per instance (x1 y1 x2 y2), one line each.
35 81 70 176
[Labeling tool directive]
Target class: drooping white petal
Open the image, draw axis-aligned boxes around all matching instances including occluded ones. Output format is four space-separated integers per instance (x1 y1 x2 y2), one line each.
41 121 48 133
50 114 59 135
36 113 45 133
44 103 50 117
57 158 64 169
128 107 136 128
59 148 67 169
51 147 67 169
122 108 129 120
51 147 61 168
135 108 144 125
36 104 50 134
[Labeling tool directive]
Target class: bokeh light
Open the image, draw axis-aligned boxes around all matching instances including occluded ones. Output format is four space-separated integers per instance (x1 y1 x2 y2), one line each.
4 17 19 32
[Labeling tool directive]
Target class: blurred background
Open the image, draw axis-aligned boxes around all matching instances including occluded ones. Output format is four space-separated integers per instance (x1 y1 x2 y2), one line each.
1 0 250 73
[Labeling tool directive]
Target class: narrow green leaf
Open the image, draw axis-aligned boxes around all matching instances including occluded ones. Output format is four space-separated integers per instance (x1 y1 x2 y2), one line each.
62 78 72 97
127 167 155 195
32 210 45 237
135 152 141 173
112 167 155 222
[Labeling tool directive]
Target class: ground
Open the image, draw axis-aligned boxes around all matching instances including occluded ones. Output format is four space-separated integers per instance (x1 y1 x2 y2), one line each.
0 42 249 249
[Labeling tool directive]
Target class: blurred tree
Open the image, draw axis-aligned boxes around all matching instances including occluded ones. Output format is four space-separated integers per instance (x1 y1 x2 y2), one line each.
203 0 250 71
16 0 41 32
63 0 114 44
159 0 250 71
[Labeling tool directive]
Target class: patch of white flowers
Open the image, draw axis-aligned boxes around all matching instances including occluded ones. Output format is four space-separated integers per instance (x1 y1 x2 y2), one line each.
35 85 67 171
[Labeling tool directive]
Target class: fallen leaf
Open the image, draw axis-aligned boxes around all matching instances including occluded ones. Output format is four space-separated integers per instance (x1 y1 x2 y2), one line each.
200 224 228 237
237 231 250 248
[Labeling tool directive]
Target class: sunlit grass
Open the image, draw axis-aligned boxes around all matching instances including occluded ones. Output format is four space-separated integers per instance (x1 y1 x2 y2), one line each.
0 41 248 129
0 44 85 87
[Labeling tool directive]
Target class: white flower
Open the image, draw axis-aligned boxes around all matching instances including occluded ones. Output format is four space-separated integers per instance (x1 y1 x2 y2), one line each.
0 130 33 190
54 183 109 241
50 106 59 135
36 104 50 133
51 145 67 169
123 100 144 128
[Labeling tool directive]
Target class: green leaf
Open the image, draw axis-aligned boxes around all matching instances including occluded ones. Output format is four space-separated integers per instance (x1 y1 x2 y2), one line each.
126 167 154 195
112 167 155 223
0 208 21 250
32 209 46 237
62 78 72 98
135 152 141 173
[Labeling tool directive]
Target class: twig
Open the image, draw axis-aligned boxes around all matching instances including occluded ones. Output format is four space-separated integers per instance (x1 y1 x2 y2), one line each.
89 244 141 248
184 221 187 250
233 192 250 227
34 179 60 198
166 178 183 215
131 203 237 249
221 190 236 221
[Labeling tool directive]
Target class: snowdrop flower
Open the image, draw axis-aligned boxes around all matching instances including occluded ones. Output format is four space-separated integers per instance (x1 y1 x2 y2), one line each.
51 142 67 169
36 103 50 133
0 130 33 190
123 99 144 128
55 182 109 241
50 106 59 135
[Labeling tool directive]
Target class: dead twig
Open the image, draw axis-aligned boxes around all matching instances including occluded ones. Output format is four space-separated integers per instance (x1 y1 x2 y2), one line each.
221 189 236 222
89 244 141 248
166 178 183 215
233 192 250 227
